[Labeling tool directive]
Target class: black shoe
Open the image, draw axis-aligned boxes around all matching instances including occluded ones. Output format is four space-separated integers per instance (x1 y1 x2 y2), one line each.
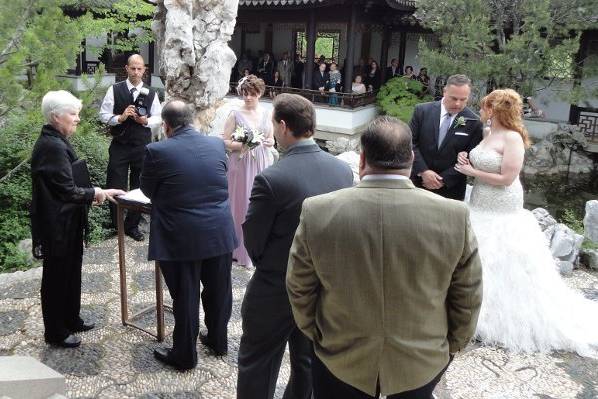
199 332 227 356
153 348 194 371
71 321 95 333
48 334 81 348
126 229 145 241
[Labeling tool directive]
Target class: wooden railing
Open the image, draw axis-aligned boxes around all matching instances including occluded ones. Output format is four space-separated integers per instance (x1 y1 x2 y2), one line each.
228 83 377 109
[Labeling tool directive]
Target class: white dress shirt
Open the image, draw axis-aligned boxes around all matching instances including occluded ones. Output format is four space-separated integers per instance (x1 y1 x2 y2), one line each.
362 174 409 181
439 99 457 130
99 79 162 129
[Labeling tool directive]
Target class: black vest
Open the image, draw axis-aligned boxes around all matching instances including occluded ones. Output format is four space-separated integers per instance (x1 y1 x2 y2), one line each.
110 81 156 146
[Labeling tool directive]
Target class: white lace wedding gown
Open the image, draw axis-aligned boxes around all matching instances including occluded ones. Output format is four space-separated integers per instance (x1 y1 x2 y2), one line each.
468 145 598 356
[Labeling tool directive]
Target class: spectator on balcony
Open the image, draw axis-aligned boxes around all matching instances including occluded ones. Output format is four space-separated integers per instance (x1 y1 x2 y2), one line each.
313 62 329 91
365 60 381 91
404 65 417 80
257 52 274 85
352 75 367 94
269 70 284 98
417 67 431 93
328 62 342 106
277 51 294 87
385 58 402 82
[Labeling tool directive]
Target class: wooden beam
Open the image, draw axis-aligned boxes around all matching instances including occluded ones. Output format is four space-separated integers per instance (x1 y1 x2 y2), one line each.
306 8 316 89
380 26 391 81
343 2 357 92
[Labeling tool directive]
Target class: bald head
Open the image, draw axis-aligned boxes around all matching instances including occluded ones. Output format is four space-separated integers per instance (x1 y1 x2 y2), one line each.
125 54 146 85
162 100 193 136
127 54 145 66
360 116 413 174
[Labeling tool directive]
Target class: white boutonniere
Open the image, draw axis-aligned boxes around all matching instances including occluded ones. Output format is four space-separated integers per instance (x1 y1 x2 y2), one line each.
453 116 467 128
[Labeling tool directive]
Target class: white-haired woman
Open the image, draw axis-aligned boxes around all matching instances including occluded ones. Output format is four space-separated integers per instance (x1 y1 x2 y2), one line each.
30 90 124 348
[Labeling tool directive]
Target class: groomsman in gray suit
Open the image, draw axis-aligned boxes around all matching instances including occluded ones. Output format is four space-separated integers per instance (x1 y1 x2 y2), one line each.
237 93 353 399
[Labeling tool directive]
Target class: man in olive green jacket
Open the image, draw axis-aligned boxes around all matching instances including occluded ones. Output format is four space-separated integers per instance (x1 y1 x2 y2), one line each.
286 116 483 399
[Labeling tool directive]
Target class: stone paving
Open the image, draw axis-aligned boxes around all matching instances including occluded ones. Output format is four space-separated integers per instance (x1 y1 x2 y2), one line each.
1 230 597 398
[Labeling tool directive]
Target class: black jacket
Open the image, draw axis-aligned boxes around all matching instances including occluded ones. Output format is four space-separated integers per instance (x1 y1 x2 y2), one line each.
312 71 329 90
409 101 483 200
30 125 95 258
140 126 238 261
242 143 353 285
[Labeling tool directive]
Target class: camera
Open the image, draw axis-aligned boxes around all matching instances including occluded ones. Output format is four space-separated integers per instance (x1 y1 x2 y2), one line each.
134 87 150 117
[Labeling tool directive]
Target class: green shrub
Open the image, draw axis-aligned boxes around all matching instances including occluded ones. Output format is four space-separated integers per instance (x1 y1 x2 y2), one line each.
376 77 433 123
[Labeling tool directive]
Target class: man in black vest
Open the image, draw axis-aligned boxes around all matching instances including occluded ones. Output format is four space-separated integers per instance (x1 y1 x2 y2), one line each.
99 54 162 241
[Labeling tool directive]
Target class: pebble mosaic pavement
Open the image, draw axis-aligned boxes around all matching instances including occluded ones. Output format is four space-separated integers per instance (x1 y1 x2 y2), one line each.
0 225 597 399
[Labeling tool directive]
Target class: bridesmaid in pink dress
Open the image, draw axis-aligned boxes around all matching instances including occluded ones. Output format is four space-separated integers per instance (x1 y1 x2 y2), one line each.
222 75 274 267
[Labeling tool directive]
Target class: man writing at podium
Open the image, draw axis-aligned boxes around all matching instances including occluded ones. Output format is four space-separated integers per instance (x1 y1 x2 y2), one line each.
140 100 238 370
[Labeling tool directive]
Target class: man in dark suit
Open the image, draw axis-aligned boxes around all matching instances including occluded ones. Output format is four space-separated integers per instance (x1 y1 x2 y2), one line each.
312 62 329 91
409 74 483 200
385 58 402 82
237 94 354 399
140 100 238 371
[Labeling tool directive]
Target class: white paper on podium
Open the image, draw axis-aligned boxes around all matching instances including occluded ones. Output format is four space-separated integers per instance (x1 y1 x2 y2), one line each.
120 188 151 204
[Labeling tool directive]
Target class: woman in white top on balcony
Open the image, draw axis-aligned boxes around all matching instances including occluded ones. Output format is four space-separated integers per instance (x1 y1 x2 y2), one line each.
351 75 366 94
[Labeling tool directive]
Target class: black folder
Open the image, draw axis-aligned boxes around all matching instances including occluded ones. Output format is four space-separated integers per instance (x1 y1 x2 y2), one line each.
72 159 92 188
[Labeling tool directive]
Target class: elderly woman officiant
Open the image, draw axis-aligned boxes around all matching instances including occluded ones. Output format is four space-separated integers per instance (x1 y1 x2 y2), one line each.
30 90 124 348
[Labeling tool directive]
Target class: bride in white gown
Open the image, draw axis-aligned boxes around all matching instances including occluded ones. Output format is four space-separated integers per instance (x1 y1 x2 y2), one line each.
454 89 598 357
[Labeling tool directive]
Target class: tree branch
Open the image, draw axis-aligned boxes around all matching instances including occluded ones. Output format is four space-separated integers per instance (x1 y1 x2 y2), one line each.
0 0 36 65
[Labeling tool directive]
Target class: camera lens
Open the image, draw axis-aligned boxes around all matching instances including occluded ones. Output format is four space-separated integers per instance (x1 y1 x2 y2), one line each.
137 106 147 116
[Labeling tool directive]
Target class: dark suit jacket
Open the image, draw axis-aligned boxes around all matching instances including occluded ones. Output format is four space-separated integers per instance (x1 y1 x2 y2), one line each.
30 125 95 258
385 66 402 82
409 101 483 200
242 143 353 285
312 71 329 90
140 126 238 261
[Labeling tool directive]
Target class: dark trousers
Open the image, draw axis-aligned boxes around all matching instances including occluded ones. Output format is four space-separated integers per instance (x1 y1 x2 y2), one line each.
41 238 85 343
312 353 451 399
237 271 313 399
106 140 145 231
160 253 232 369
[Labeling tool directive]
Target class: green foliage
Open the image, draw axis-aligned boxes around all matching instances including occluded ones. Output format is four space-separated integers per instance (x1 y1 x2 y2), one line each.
0 1 154 272
415 0 598 103
376 77 433 122
75 0 155 53
559 208 584 234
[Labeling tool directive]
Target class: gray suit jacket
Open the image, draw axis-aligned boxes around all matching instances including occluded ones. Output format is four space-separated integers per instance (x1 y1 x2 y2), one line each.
287 178 483 396
243 142 353 285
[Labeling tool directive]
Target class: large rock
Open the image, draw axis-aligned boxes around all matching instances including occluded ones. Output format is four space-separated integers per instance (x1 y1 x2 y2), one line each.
326 137 360 155
152 0 239 131
335 151 360 185
532 207 557 241
523 124 594 175
583 200 598 243
532 208 584 271
580 249 598 270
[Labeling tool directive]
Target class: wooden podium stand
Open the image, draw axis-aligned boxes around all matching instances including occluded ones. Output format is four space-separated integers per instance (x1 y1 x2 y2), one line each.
115 195 171 341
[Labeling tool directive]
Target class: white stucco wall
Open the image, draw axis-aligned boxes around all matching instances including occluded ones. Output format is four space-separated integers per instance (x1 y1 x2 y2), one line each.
209 96 379 139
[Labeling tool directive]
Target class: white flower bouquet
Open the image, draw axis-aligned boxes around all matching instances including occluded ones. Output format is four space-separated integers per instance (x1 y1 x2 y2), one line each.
232 125 264 159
